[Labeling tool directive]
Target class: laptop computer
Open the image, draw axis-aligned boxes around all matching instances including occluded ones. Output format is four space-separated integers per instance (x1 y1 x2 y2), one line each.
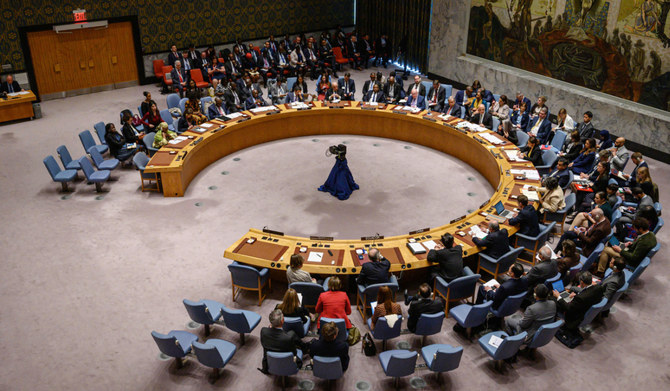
552 280 574 302
494 201 516 219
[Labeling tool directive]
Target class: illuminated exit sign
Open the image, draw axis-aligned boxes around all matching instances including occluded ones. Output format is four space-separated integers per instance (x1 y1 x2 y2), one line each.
73 9 87 22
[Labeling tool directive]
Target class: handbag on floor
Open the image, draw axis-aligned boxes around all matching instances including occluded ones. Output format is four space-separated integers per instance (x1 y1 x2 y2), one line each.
362 332 377 356
347 326 361 346
555 327 583 349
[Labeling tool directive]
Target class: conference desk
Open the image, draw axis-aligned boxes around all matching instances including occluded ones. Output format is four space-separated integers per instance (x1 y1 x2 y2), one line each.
0 91 36 123
144 101 541 274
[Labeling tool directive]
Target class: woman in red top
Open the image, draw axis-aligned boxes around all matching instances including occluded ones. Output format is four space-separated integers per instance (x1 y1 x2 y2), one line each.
315 276 351 329
139 102 162 130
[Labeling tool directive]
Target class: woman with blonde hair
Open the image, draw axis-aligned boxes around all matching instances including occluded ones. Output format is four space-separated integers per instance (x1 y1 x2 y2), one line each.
315 276 351 329
276 288 310 324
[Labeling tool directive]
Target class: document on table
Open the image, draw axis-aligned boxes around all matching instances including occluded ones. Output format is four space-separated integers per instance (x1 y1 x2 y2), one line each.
511 169 540 180
400 106 422 113
438 114 453 120
484 279 500 288
168 136 188 144
480 133 505 145
407 242 427 254
521 187 540 202
422 240 437 250
226 112 244 119
290 102 310 109
470 225 488 240
250 105 278 113
200 123 214 128
488 335 504 348
505 150 524 162
307 252 323 263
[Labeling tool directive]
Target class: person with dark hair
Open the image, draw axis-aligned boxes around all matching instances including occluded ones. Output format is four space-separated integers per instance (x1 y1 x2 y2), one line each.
184 92 207 125
405 283 445 332
315 276 352 329
556 208 611 257
506 284 556 338
427 80 446 112
287 254 316 284
606 183 620 207
598 129 613 151
139 102 162 130
384 75 402 104
490 95 510 123
556 239 580 284
477 262 528 310
177 107 195 133
575 161 610 211
536 176 565 214
258 309 305 374
104 123 135 163
308 321 350 371
568 137 597 174
575 111 595 140
276 288 310 324
598 217 657 273
497 120 518 144
509 195 540 236
553 271 604 331
427 233 463 283
121 112 144 145
600 258 626 302
570 191 612 227
140 91 157 116
370 286 402 330
338 72 355 101
519 136 542 166
616 187 654 234
473 221 510 259
511 101 530 131
356 248 390 287
559 131 583 162
617 151 647 187
547 157 571 189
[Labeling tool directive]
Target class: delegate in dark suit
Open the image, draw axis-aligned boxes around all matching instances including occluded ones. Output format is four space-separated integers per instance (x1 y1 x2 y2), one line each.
170 68 189 92
509 205 540 236
519 143 543 166
508 298 556 338
514 97 532 113
223 88 243 113
472 228 510 259
600 272 625 301
427 245 463 283
121 122 143 144
526 259 558 291
356 258 391 286
383 82 402 103
406 83 426 98
442 102 463 118
363 90 386 103
260 327 303 372
426 85 446 112
208 102 227 119
548 167 571 189
525 117 553 144
338 78 356 100
1 80 22 93
309 337 350 371
167 51 181 67
556 284 604 330
470 111 493 130
406 94 426 110
576 121 595 140
407 297 445 332
480 277 529 310
454 90 472 107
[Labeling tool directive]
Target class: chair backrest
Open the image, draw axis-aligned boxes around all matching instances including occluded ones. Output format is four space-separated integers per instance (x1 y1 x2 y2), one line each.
527 320 564 349
415 312 445 336
286 77 297 91
151 331 186 358
94 121 107 144
362 281 399 304
647 242 661 260
56 145 74 167
79 130 97 151
491 116 501 133
446 273 481 301
200 96 213 114
578 297 607 328
78 157 96 179
653 217 663 235
429 345 463 372
653 202 662 215
541 150 557 167
581 243 605 271
492 93 501 102
319 317 347 343
159 109 173 125
288 282 324 308
463 302 492 327
87 146 105 167
628 257 651 285
563 170 574 190
167 93 181 110
493 332 527 360
312 356 343 380
421 81 432 97
385 350 418 378
493 291 526 318
498 247 525 270
179 98 188 115
543 272 562 290
190 69 204 83
43 155 63 179
221 307 254 333
143 132 156 150
228 261 261 289
550 130 567 150
441 84 453 101
133 151 149 170
267 351 299 376
192 341 226 368
183 299 216 325
610 209 622 226
516 130 529 147
153 59 165 77
562 193 577 212
282 317 307 338
533 222 556 243
603 282 628 312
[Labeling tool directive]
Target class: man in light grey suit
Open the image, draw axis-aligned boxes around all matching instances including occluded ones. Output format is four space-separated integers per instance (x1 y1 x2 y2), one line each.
268 78 288 104
608 137 630 172
506 284 556 340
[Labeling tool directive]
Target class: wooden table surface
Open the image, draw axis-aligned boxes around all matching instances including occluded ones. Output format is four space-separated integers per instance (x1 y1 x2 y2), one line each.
0 91 36 123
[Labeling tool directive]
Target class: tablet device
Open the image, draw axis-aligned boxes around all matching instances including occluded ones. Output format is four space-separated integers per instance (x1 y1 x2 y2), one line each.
552 280 565 292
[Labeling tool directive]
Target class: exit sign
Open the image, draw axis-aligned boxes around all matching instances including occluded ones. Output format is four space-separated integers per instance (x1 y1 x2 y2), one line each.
73 9 87 22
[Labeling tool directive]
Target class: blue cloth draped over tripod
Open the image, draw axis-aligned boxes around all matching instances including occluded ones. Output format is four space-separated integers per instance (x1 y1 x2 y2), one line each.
318 158 359 200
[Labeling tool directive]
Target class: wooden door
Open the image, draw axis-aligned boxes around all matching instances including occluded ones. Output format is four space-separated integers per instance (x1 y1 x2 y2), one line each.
107 22 138 84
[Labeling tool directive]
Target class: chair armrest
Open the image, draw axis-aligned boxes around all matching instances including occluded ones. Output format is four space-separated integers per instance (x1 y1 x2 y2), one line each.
478 253 498 264
258 268 269 278
514 232 540 241
463 266 474 276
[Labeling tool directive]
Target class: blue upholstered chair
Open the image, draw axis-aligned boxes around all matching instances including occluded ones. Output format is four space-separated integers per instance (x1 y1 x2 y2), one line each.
78 157 110 192
477 247 523 282
536 150 558 176
179 98 188 116
142 132 158 156
543 272 562 290
192 339 237 381
516 130 529 147
286 77 297 91
421 80 432 98
56 145 83 174
159 109 176 132
288 281 324 310
525 319 563 356
267 350 303 390
282 316 311 339
319 317 348 343
647 242 661 260
610 209 622 226
183 299 226 336
449 301 492 339
227 261 271 306
577 297 607 333
421 344 463 381
653 201 662 216
132 152 160 192
492 116 500 134
543 193 576 236
43 155 77 192
562 170 574 191
414 312 445 346
151 330 198 368
433 267 479 315
653 217 664 235
602 282 628 314
441 84 453 102
167 93 181 112
626 257 651 285
356 275 399 321
200 96 213 118
580 243 605 272
93 121 107 145
367 316 403 351
514 222 556 264
88 146 119 171
378 349 418 389
220 306 261 345
490 291 526 318
478 330 527 371
548 130 567 153
79 130 108 155
312 356 343 383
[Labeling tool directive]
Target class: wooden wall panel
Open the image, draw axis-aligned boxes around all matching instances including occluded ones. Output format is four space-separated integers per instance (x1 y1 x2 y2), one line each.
107 22 138 84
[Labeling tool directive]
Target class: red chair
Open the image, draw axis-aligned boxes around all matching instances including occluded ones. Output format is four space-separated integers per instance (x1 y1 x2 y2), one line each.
332 47 350 70
190 69 209 89
162 65 173 88
153 59 165 79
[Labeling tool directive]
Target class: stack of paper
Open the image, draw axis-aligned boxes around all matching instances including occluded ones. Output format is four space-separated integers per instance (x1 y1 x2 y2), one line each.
226 112 244 119
168 136 188 144
438 114 453 120
399 106 422 113
521 186 540 201
480 133 505 145
422 240 437 250
488 334 504 348
307 252 323 263
505 150 524 162
250 105 278 113
290 102 310 109
407 242 426 254
200 123 214 128
469 225 488 239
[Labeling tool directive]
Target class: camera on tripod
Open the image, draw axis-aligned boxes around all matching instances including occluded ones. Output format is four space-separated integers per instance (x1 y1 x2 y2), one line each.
326 144 347 160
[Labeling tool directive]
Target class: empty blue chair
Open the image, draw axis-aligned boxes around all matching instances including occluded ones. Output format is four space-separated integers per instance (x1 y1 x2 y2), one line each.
478 330 527 371
415 312 445 345
267 350 303 390
167 93 181 111
449 301 492 339
580 243 605 272
514 222 556 265
192 339 237 381
434 267 479 315
653 201 662 216
79 130 108 155
516 130 529 147
88 146 119 171
379 349 418 389
221 306 261 345
94 121 107 144
142 132 159 156
544 193 576 236
491 116 501 133
151 330 198 368
357 275 399 321
319 317 348 343
535 150 557 176
441 84 453 102
549 130 567 152
227 261 271 306
525 319 563 356
626 257 651 285
421 80 432 98
132 152 160 192
200 96 213 116
312 356 343 383
421 344 463 381
602 282 628 314
43 155 77 192
490 291 526 318
78 157 110 192
578 297 607 332
56 145 83 173
477 247 524 281
283 316 310 339
183 299 226 336
367 316 402 351
653 217 664 235
159 109 176 132
288 281 324 310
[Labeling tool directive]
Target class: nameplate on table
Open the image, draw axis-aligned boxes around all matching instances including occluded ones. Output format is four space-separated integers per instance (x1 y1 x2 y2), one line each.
408 227 430 235
309 235 334 241
360 235 385 241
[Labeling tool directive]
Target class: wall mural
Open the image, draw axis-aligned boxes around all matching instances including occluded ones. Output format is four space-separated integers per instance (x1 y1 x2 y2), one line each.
467 0 670 112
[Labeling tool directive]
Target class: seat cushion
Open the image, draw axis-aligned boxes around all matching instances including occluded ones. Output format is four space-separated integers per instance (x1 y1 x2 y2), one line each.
448 304 471 325
206 339 237 365
90 171 110 182
477 330 508 357
54 170 77 182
